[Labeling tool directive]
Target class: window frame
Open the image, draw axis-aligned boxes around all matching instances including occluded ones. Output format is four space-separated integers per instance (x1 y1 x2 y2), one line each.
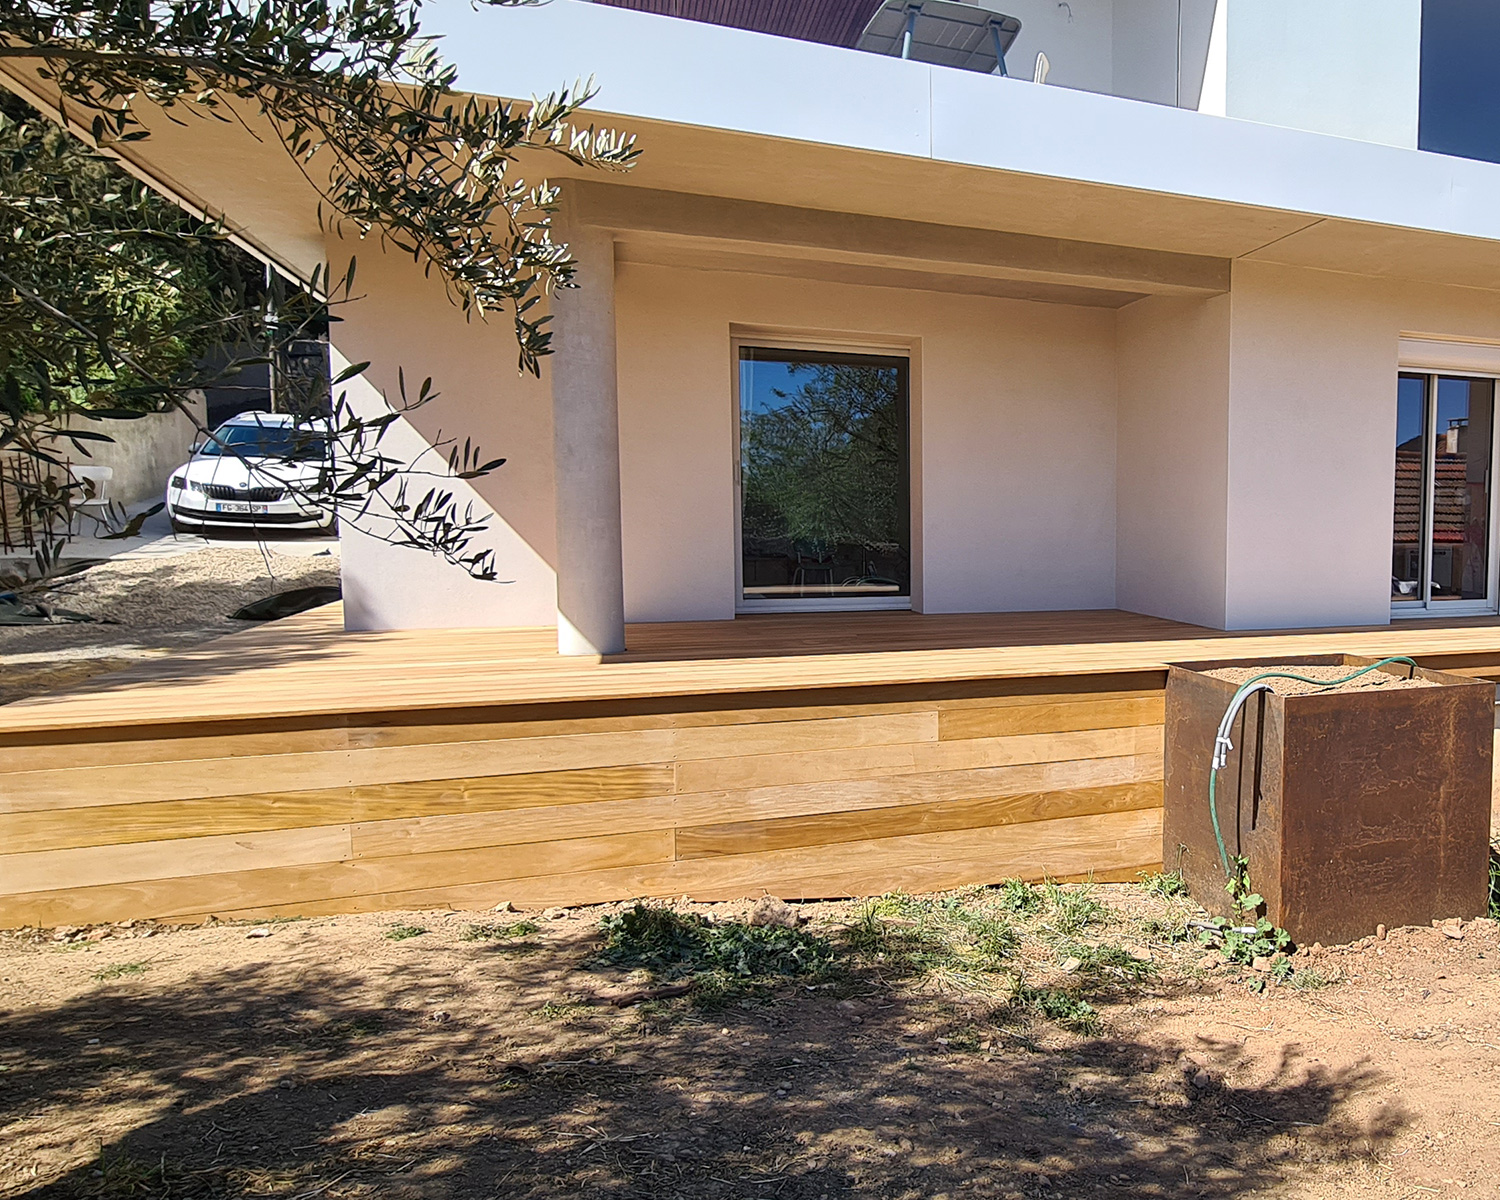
1390 367 1500 619
731 333 915 615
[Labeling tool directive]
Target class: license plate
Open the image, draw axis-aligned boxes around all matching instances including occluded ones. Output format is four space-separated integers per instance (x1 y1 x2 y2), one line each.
214 502 271 514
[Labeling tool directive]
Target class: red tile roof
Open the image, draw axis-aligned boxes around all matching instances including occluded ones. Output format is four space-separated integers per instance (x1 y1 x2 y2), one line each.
586 0 886 47
1394 451 1477 545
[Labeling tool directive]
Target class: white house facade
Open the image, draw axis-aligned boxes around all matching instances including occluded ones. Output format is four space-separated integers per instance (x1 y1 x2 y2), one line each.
12 0 1500 649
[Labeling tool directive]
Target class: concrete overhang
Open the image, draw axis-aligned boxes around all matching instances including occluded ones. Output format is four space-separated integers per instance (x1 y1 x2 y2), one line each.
6 0 1500 299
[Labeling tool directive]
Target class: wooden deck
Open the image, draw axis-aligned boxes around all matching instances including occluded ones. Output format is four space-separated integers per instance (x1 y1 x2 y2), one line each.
3 606 1500 928
6 605 1500 734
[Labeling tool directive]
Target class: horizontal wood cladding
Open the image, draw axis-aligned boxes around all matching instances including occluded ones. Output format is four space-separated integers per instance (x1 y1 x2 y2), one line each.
0 672 1166 773
0 765 676 855
938 695 1165 740
673 780 1164 859
207 809 1164 920
0 676 1170 927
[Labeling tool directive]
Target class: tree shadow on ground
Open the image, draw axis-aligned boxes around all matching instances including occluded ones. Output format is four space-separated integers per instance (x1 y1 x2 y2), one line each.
1 951 1406 1199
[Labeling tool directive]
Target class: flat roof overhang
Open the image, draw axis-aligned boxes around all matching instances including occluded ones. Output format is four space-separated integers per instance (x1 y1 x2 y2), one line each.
6 0 1500 300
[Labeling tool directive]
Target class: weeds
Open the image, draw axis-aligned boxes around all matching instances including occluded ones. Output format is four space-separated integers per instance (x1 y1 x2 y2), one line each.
462 920 540 941
1141 912 1192 944
1195 856 1293 987
384 925 427 941
1055 942 1158 985
534 1000 590 1021
1042 880 1108 936
592 904 835 1007
1009 984 1101 1034
841 892 1018 990
1139 869 1190 899
1290 968 1332 991
91 961 147 981
1488 843 1499 919
995 877 1043 914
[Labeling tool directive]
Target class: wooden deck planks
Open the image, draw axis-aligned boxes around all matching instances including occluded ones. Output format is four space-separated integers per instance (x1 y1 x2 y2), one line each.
4 605 1500 734
4 606 1500 926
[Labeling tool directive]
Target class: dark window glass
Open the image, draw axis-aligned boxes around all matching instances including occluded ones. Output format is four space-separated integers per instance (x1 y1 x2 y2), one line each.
738 347 911 604
1419 0 1500 164
1392 373 1428 601
199 424 327 460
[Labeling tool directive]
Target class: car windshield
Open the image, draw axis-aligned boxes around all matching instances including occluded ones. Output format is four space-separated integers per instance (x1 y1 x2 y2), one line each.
198 423 327 461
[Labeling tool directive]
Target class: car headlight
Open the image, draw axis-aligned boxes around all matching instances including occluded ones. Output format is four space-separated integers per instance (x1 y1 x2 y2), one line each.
170 475 186 490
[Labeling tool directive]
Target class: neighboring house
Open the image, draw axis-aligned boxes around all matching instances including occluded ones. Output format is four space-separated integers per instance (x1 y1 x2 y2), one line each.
13 0 1500 924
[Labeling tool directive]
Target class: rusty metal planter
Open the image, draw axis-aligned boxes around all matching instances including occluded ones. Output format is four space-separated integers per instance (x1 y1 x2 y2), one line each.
1163 654 1493 946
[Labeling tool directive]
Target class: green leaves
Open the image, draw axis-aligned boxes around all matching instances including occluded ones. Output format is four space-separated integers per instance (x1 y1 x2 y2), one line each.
1 0 637 578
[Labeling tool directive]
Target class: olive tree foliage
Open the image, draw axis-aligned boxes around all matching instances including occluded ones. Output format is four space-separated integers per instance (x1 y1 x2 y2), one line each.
0 0 635 581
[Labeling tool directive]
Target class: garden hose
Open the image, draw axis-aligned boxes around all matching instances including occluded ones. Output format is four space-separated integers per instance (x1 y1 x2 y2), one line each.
1206 657 1420 878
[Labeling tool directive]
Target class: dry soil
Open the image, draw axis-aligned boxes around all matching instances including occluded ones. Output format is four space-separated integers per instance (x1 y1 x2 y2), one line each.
2 885 1498 1200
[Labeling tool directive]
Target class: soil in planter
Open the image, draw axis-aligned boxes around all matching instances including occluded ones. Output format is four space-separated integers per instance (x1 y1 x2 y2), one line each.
1204 663 1438 696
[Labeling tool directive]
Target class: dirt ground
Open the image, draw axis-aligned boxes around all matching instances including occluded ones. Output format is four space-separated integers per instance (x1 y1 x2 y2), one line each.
2 883 1499 1200
0 548 339 704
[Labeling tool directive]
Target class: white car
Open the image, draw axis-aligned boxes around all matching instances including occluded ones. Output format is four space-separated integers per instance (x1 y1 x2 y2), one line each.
166 412 335 534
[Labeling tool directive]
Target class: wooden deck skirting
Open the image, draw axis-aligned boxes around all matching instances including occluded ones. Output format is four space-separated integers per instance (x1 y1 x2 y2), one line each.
3 607 1499 928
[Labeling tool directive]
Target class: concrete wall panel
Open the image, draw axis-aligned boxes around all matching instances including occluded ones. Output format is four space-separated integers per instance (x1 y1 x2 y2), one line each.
1115 293 1230 628
615 262 1118 621
329 239 558 631
1223 260 1500 630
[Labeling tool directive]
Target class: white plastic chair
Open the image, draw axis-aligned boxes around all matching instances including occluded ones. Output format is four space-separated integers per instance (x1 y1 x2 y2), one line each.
69 464 113 535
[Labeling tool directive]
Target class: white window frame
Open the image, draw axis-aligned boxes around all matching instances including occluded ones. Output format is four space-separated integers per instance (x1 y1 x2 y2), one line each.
1391 351 1500 619
731 332 915 615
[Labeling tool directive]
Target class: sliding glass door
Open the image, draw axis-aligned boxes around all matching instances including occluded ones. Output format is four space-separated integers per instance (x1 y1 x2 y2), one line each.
737 346 911 611
1392 371 1497 613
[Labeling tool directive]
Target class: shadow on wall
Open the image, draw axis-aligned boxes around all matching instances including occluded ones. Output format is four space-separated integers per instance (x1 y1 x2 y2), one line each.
4 953 1407 1198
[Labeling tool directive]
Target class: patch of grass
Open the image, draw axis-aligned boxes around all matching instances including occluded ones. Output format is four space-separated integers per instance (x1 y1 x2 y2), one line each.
1138 869 1190 899
591 904 835 1006
1290 967 1332 991
840 892 1019 990
534 999 590 1021
1057 942 1158 984
1043 880 1108 936
1009 984 1101 1034
1140 912 1192 944
91 961 147 981
461 920 540 941
1488 842 1500 919
384 924 427 941
994 877 1043 915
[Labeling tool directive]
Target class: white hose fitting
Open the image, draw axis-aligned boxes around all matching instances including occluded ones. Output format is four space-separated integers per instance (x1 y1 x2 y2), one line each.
1212 682 1273 772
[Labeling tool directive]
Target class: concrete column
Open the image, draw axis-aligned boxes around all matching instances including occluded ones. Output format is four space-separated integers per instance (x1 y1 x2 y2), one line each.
549 221 626 655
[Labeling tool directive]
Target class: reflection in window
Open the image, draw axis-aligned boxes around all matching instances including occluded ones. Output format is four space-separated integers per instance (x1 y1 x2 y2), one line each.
738 347 911 606
1391 371 1495 609
1391 374 1427 601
